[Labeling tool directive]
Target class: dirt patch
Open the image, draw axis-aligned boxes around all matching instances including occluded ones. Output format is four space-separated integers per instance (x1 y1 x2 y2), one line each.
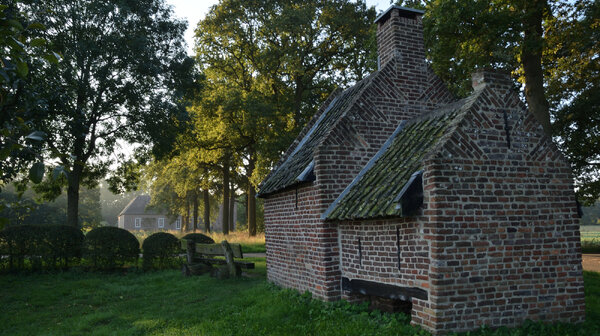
582 254 600 272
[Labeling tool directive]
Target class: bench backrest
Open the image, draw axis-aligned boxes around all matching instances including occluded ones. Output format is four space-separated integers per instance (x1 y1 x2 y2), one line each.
181 240 243 258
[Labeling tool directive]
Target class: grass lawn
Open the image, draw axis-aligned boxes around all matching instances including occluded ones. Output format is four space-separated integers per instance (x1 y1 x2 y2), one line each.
1 260 599 336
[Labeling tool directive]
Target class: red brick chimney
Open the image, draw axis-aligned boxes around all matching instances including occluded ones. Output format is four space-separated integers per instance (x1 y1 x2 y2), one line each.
375 6 426 71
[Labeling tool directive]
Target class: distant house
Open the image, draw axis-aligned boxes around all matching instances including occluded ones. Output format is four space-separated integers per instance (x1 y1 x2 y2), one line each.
117 195 238 232
118 195 182 231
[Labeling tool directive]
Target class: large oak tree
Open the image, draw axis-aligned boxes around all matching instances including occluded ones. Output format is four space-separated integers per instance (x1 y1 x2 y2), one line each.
24 0 193 227
193 0 376 235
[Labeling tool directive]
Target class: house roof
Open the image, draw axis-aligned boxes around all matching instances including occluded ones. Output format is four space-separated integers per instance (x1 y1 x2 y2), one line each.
323 91 481 221
118 195 159 216
258 77 372 196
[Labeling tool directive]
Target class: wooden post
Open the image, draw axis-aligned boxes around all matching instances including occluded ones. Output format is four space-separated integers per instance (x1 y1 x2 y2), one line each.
186 239 195 265
221 240 240 277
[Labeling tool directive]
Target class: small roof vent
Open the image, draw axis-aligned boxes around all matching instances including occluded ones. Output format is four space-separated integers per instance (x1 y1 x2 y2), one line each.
374 5 424 24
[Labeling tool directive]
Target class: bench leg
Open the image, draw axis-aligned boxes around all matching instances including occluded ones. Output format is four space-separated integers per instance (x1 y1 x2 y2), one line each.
221 241 241 277
182 264 191 277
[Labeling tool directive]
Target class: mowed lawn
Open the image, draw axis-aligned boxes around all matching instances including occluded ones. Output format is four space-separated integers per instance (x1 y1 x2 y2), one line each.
1 260 599 336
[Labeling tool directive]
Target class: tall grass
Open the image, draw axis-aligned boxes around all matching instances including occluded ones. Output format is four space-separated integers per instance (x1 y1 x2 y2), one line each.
582 238 600 254
581 226 600 254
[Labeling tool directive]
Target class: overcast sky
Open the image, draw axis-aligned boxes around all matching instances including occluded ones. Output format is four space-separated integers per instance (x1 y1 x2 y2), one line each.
165 0 394 55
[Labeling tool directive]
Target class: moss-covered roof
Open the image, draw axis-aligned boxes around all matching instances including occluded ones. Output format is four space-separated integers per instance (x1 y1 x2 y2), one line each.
258 78 371 196
323 94 478 221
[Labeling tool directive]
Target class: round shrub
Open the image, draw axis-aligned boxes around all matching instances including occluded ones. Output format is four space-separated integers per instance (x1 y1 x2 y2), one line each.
85 227 139 270
142 232 180 270
181 233 214 245
43 225 85 268
0 225 84 271
0 225 44 271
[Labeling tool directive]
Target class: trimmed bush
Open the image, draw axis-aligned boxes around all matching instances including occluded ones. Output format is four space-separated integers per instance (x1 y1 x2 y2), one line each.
85 227 139 270
43 226 85 268
142 232 181 270
0 225 84 272
181 233 215 245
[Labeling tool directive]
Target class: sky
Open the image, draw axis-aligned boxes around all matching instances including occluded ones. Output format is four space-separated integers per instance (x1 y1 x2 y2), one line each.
165 0 394 55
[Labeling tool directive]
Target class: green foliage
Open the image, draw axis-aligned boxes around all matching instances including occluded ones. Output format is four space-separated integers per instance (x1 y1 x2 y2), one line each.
547 0 600 203
0 2 56 187
582 203 600 226
84 227 139 270
0 225 84 272
422 0 600 200
141 232 181 270
0 183 102 229
180 233 215 245
19 0 195 227
581 239 600 254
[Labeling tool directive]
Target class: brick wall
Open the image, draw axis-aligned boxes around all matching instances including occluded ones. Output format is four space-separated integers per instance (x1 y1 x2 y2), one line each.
263 5 453 303
419 80 585 333
264 185 334 298
338 218 433 327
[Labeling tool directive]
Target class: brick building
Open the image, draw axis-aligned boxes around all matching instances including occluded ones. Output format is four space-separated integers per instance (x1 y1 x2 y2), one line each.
258 5 585 334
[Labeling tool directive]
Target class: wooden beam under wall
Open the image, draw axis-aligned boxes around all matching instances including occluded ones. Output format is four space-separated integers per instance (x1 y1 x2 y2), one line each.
341 277 428 301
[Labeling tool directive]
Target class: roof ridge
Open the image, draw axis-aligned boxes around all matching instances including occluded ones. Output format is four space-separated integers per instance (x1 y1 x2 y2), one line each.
258 73 378 197
322 120 407 220
315 72 378 149
258 87 343 192
421 86 486 163
118 194 150 216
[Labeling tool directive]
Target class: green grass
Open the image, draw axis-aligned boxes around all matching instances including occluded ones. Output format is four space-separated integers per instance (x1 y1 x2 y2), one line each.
0 261 599 335
239 243 266 253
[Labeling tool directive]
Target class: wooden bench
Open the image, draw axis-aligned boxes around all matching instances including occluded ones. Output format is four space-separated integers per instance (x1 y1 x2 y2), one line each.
181 239 254 279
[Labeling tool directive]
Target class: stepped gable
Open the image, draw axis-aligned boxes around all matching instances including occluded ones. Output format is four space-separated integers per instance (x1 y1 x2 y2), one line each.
323 91 481 221
258 77 373 196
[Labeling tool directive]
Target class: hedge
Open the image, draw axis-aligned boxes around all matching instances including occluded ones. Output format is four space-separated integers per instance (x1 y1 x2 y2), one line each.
85 227 139 270
181 233 215 245
0 225 84 271
142 232 181 270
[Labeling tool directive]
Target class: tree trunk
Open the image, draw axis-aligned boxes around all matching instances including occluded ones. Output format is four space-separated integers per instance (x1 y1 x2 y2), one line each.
222 158 230 235
203 189 210 232
248 186 256 236
184 197 190 232
66 165 82 228
522 0 551 135
192 191 199 233
229 187 235 232
247 152 257 236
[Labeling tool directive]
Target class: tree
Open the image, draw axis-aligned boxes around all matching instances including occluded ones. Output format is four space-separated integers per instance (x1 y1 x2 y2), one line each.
194 0 376 235
23 0 193 227
0 1 61 229
423 0 553 132
143 154 220 232
0 183 102 229
547 0 600 203
419 0 599 201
